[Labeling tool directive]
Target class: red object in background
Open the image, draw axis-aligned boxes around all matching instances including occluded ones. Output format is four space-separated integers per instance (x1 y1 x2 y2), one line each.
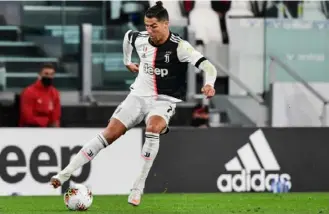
180 0 195 18
19 80 61 127
184 0 194 12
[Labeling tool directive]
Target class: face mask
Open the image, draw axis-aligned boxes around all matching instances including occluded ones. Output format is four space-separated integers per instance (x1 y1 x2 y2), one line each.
41 77 53 87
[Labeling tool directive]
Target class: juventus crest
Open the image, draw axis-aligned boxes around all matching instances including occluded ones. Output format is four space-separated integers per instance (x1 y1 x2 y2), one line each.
164 51 171 63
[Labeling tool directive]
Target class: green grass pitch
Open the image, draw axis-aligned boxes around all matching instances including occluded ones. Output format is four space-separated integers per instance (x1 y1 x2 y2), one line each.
0 193 328 214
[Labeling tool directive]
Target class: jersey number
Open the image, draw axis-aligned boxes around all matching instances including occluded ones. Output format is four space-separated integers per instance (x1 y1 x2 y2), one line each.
167 106 173 113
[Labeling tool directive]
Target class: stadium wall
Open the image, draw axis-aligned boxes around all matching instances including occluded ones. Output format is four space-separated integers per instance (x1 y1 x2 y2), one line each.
0 127 328 196
0 128 142 196
145 127 329 193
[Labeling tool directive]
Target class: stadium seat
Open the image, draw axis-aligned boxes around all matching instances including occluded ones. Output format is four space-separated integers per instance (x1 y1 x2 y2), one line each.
188 0 222 45
225 0 254 47
149 0 188 26
302 1 327 20
225 0 253 17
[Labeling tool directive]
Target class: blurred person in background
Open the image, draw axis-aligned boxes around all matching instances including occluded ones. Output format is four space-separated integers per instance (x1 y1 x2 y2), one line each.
211 0 231 44
191 102 209 128
19 63 61 127
179 0 195 20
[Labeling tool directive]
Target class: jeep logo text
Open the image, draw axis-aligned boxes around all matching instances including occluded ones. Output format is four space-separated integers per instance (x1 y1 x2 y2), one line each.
143 64 168 77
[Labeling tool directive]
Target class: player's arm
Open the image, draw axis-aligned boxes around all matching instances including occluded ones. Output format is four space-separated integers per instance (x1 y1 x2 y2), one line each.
177 40 217 98
123 30 139 73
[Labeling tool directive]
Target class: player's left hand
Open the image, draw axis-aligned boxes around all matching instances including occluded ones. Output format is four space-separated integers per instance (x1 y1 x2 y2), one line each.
126 63 139 73
201 84 215 99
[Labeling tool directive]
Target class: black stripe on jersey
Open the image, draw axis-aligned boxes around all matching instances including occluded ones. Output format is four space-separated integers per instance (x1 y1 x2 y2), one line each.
170 38 181 43
171 32 181 37
170 36 181 42
170 35 181 42
128 31 133 40
131 31 149 48
128 30 136 41
128 31 140 49
195 57 207 68
171 34 181 40
170 38 180 43
138 33 149 37
139 31 149 36
137 31 149 38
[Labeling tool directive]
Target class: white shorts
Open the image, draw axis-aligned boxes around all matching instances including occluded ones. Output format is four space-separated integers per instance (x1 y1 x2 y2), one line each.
110 94 176 134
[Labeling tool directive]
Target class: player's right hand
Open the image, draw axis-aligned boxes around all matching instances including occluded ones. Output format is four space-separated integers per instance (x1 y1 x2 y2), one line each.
126 63 139 73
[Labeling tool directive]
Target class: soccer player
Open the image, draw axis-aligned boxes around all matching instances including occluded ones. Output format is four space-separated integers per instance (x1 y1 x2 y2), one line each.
50 1 217 206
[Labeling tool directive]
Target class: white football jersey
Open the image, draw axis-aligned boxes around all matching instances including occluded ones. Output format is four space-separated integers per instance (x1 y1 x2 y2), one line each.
123 30 207 102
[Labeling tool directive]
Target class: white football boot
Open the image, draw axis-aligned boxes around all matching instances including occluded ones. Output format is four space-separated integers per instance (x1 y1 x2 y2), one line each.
50 172 71 189
128 189 142 206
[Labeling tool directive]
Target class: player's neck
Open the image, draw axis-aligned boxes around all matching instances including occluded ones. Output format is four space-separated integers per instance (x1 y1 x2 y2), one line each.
152 31 170 46
159 31 170 45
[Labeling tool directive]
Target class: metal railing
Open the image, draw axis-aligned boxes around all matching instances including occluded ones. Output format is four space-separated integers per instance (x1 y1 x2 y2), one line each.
80 23 97 105
186 30 264 105
188 53 264 105
269 55 328 126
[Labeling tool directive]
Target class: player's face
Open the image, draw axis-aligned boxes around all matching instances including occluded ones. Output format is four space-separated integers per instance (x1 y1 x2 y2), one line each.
144 17 168 44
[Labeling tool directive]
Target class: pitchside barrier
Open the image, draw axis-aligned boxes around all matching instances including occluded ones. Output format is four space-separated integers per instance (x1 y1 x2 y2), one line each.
0 127 328 196
0 128 143 196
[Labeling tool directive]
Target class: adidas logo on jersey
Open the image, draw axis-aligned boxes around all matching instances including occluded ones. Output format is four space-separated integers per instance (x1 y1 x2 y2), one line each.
217 129 292 192
143 63 168 77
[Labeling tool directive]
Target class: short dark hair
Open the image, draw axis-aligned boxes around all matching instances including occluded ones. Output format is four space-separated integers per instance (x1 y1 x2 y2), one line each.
39 63 56 73
145 1 169 21
40 63 55 72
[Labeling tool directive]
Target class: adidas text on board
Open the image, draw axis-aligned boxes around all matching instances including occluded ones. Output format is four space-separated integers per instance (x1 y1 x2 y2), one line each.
217 169 291 192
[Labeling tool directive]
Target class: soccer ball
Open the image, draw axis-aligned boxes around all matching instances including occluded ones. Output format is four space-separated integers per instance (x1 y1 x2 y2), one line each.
64 184 93 211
